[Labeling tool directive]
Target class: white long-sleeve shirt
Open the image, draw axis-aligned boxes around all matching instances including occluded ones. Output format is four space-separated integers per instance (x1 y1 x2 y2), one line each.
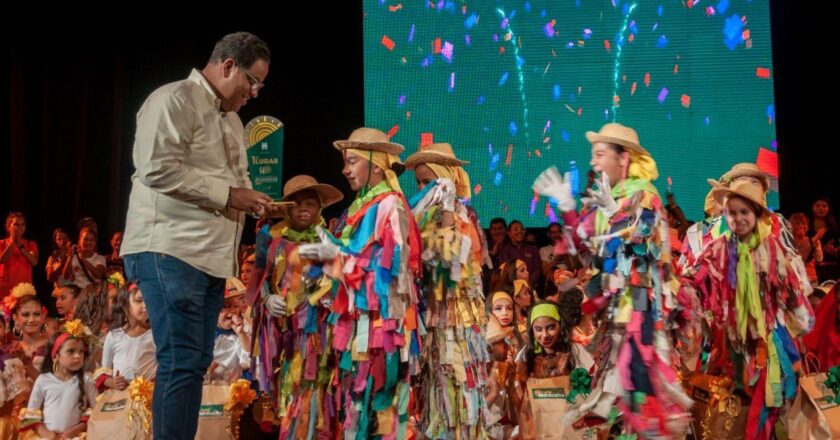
101 328 157 381
121 69 251 278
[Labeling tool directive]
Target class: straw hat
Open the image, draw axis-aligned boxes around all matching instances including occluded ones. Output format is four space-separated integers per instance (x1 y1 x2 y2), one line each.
225 278 247 299
710 179 770 216
585 123 650 156
720 163 771 192
280 175 343 208
404 143 469 169
333 127 404 156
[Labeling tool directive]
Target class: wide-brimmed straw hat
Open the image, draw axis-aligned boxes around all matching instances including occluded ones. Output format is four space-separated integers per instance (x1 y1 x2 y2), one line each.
279 175 343 208
585 123 649 156
225 278 247 299
333 127 404 156
720 163 771 192
404 142 469 169
710 178 770 216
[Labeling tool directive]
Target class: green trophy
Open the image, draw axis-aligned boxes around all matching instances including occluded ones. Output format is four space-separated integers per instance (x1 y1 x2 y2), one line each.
244 116 284 201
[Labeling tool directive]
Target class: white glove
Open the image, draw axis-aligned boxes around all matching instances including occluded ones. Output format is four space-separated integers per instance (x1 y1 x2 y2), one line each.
434 178 457 212
265 294 287 317
297 226 340 261
581 173 619 218
532 167 576 212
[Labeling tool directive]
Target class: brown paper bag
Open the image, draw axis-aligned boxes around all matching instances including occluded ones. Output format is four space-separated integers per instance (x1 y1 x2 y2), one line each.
87 389 135 440
194 384 232 440
790 372 840 439
521 376 585 440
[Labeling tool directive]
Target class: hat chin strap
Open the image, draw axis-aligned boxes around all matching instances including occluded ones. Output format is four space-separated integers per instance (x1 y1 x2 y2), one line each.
360 150 374 197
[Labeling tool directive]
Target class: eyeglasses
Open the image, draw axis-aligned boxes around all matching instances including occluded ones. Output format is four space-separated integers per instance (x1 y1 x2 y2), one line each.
243 70 265 92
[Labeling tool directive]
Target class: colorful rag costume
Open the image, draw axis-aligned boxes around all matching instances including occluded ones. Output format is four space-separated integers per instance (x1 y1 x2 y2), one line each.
408 178 490 439
309 129 424 439
249 175 344 439
551 124 692 438
678 180 814 439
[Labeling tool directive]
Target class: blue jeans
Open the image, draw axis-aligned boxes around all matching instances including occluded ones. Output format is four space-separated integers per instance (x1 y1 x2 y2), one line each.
124 252 225 440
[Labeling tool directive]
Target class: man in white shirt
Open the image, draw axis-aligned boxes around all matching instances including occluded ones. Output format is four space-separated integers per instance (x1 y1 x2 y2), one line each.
120 32 272 440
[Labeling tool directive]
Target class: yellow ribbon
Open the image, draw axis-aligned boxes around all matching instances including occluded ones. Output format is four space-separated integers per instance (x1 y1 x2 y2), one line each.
346 148 403 192
426 162 472 198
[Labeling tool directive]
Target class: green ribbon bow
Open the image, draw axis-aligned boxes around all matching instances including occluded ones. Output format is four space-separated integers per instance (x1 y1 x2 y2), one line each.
825 366 840 405
566 367 592 404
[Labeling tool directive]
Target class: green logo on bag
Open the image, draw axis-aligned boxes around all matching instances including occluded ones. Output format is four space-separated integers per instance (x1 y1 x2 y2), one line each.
102 399 127 412
815 395 839 410
199 404 225 417
532 388 566 399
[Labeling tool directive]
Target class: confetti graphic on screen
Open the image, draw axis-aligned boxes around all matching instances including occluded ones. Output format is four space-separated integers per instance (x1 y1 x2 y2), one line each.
364 0 778 226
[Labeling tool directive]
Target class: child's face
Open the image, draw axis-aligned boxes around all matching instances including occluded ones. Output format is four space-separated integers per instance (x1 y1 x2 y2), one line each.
515 288 532 308
239 262 254 286
107 286 118 319
491 340 508 362
287 191 321 232
492 300 514 326
56 338 86 373
217 300 242 330
54 288 76 317
45 319 59 338
516 264 529 281
532 316 561 353
725 197 758 240
15 301 45 336
128 289 149 326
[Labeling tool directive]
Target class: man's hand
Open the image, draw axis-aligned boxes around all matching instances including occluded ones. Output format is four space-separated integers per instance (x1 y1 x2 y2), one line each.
229 187 272 217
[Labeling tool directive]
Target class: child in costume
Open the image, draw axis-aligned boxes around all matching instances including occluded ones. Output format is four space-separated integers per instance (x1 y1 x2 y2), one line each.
678 178 813 439
405 142 490 438
19 320 97 439
248 174 343 439
484 316 515 440
207 279 251 383
512 301 593 439
297 128 423 440
96 283 155 391
0 283 49 437
533 123 691 437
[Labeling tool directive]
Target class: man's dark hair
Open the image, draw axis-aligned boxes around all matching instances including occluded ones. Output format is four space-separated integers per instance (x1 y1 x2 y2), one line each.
209 32 271 67
489 217 507 228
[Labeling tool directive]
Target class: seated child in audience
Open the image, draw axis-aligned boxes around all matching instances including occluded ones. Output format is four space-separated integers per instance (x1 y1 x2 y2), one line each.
18 320 96 440
96 283 156 391
206 279 251 383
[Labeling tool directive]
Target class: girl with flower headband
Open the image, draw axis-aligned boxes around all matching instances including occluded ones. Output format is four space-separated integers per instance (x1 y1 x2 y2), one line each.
0 283 48 437
19 319 97 439
677 178 813 439
95 282 155 392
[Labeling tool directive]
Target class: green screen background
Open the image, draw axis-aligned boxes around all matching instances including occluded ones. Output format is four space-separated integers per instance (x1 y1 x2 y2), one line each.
364 0 778 226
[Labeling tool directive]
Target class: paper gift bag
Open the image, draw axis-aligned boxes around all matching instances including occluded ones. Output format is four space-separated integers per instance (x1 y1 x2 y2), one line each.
87 389 140 440
791 372 840 439
521 376 587 440
194 384 233 440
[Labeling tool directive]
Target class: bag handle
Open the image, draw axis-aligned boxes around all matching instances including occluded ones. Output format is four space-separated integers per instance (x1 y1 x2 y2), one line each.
803 352 820 376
